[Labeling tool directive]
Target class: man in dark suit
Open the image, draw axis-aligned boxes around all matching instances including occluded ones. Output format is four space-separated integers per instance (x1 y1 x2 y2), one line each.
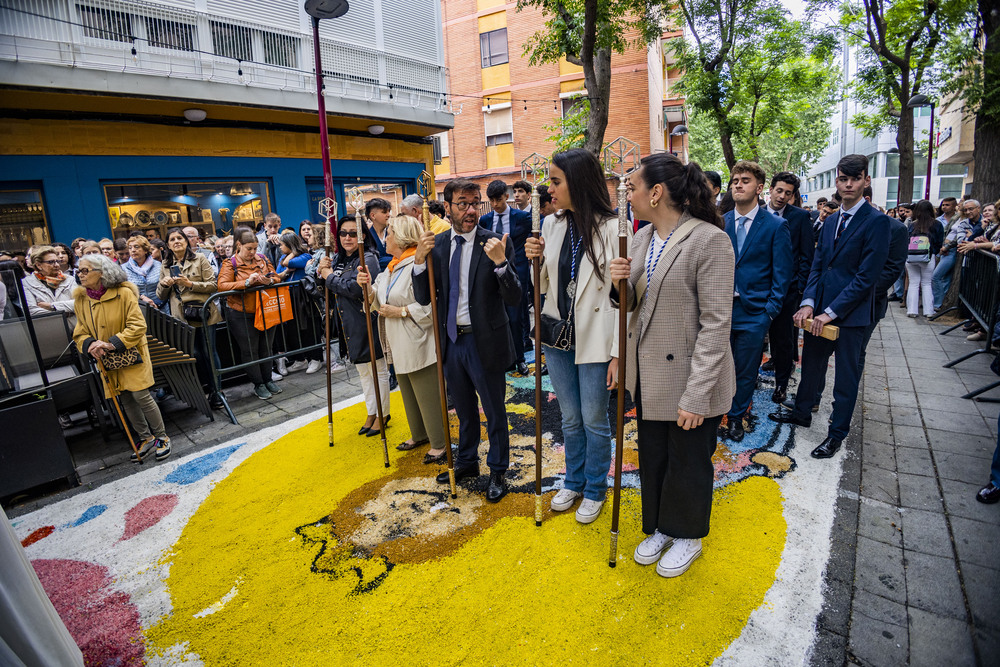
479 180 532 375
765 172 816 405
770 154 891 459
414 178 521 502
722 161 794 441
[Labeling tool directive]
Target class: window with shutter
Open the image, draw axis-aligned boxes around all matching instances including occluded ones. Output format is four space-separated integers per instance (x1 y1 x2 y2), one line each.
144 17 195 51
484 107 513 146
480 28 508 68
210 21 252 62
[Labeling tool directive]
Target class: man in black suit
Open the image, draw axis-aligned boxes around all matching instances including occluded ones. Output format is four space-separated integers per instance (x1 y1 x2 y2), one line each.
479 180 532 374
766 172 816 405
413 178 521 502
770 155 891 459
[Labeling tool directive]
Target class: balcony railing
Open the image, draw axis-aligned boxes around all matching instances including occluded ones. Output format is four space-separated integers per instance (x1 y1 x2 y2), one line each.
0 0 449 113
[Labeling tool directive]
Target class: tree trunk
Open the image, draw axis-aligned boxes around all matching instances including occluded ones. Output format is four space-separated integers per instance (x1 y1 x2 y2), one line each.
971 1 999 203
583 47 612 155
718 116 737 169
896 100 916 204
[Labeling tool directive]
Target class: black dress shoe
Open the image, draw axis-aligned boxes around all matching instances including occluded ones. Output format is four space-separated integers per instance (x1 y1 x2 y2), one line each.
209 392 225 410
761 359 774 372
539 363 548 376
436 465 479 484
485 470 508 503
782 394 820 413
516 362 529 376
359 424 372 435
771 386 787 404
367 418 391 437
728 419 745 441
768 410 811 427
811 437 842 459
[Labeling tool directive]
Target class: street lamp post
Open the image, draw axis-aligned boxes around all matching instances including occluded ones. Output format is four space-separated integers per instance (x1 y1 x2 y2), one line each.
669 124 688 157
907 94 934 201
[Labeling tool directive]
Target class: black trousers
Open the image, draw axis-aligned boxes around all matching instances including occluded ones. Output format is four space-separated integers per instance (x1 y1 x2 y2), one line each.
769 290 802 389
225 309 275 386
635 383 722 539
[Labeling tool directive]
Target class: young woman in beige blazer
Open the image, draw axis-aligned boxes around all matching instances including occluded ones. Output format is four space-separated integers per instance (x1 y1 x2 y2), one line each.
610 153 736 578
525 148 628 525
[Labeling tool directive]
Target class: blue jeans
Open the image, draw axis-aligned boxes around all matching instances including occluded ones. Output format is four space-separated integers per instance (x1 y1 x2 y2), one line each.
992 413 1000 487
893 273 905 299
544 345 613 501
932 252 958 310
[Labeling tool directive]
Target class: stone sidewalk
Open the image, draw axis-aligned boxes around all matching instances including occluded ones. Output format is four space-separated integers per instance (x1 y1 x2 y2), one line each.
814 304 1000 666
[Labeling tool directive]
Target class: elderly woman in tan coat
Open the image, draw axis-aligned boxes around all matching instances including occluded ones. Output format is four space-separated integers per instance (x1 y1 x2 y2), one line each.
73 253 171 463
357 215 445 463
610 153 735 579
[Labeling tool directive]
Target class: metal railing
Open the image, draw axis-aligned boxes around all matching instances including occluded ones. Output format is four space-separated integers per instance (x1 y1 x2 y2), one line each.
0 0 448 112
198 279 327 424
939 249 1000 400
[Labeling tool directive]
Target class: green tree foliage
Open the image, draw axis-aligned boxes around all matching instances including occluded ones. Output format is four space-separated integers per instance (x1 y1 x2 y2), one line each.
518 0 661 154
668 0 838 171
825 0 974 203
544 98 590 151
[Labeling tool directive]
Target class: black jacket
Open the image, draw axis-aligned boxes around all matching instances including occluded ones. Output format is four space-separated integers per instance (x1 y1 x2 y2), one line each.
323 249 383 363
873 217 909 322
778 205 817 296
412 227 521 372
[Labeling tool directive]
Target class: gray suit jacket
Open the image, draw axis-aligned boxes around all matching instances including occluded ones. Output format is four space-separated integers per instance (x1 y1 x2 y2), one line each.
616 214 736 420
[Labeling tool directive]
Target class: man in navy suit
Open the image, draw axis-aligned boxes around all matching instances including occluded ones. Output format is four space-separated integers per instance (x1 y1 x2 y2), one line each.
765 172 815 405
480 180 532 375
722 161 794 441
414 178 521 502
770 154 891 459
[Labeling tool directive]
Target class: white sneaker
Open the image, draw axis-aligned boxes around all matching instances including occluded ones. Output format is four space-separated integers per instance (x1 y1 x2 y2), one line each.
287 360 309 373
271 371 284 382
276 358 289 375
575 497 605 524
330 359 347 372
550 488 581 511
634 530 673 565
306 360 323 374
656 538 702 578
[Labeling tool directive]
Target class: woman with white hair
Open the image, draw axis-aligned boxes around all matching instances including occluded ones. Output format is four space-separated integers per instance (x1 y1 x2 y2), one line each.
73 253 171 462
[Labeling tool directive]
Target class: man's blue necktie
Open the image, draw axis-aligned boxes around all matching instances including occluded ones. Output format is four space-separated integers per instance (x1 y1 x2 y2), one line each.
736 216 748 255
835 213 851 243
494 212 504 234
447 236 465 342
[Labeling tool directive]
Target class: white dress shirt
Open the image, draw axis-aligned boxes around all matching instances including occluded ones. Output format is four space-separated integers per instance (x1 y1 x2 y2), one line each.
734 204 759 237
767 204 786 219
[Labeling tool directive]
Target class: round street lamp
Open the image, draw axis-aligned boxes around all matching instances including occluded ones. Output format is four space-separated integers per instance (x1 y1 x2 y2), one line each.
669 124 688 155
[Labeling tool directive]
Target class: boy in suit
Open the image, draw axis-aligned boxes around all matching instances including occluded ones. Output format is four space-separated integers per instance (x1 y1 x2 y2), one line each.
770 154 891 459
413 178 521 502
765 172 816 405
722 161 794 441
479 180 532 374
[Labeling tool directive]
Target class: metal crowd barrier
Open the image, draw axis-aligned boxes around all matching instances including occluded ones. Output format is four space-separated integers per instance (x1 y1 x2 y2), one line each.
198 279 328 424
939 249 1000 400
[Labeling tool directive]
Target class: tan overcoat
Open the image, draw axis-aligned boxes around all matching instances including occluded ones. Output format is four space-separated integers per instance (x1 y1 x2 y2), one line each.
616 214 737 420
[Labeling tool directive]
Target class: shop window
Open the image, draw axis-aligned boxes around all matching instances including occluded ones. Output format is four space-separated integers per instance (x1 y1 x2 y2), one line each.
78 5 133 43
103 181 272 241
939 177 964 201
480 28 508 68
144 17 195 51
0 187 51 253
211 21 252 63
346 184 407 216
938 164 966 176
484 107 513 146
263 31 298 68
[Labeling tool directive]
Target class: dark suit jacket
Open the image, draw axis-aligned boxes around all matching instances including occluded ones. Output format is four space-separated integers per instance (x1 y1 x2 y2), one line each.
479 207 532 279
724 207 794 327
775 205 816 295
803 201 891 328
412 227 521 372
873 217 909 321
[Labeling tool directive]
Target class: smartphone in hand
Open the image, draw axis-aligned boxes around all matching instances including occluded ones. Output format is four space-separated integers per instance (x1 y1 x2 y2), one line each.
169 265 182 278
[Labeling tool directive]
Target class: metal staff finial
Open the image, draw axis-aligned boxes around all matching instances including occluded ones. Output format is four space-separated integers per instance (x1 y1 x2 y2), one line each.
519 152 551 528
319 197 338 225
602 136 641 180
418 170 434 200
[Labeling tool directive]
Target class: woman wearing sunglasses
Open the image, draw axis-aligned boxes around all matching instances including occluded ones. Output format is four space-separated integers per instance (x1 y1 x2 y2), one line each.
22 245 77 318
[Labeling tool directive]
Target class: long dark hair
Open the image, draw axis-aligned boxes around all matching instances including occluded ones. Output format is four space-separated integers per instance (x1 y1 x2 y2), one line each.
336 215 374 261
552 148 616 281
52 242 76 271
910 200 936 236
279 230 308 258
161 227 197 268
637 153 723 229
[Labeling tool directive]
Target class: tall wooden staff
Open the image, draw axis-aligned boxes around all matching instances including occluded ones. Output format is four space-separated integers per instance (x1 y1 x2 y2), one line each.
349 187 390 468
602 136 640 568
319 197 338 447
520 153 550 526
417 171 457 499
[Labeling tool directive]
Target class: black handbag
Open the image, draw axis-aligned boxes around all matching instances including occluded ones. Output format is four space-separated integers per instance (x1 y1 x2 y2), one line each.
182 303 203 323
539 314 574 350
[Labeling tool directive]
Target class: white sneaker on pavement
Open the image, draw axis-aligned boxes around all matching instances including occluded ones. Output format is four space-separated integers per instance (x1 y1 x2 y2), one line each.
634 530 674 565
276 358 289 375
550 488 580 511
271 371 284 382
306 360 323 374
655 538 702 578
287 360 308 373
330 358 347 372
575 497 604 524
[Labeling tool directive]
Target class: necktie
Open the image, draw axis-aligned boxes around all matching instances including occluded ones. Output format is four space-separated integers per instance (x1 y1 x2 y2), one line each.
447 235 465 342
836 213 851 242
736 216 748 255
494 213 504 234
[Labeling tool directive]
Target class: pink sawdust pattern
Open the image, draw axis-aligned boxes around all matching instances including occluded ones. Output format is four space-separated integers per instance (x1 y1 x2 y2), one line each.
119 494 178 542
